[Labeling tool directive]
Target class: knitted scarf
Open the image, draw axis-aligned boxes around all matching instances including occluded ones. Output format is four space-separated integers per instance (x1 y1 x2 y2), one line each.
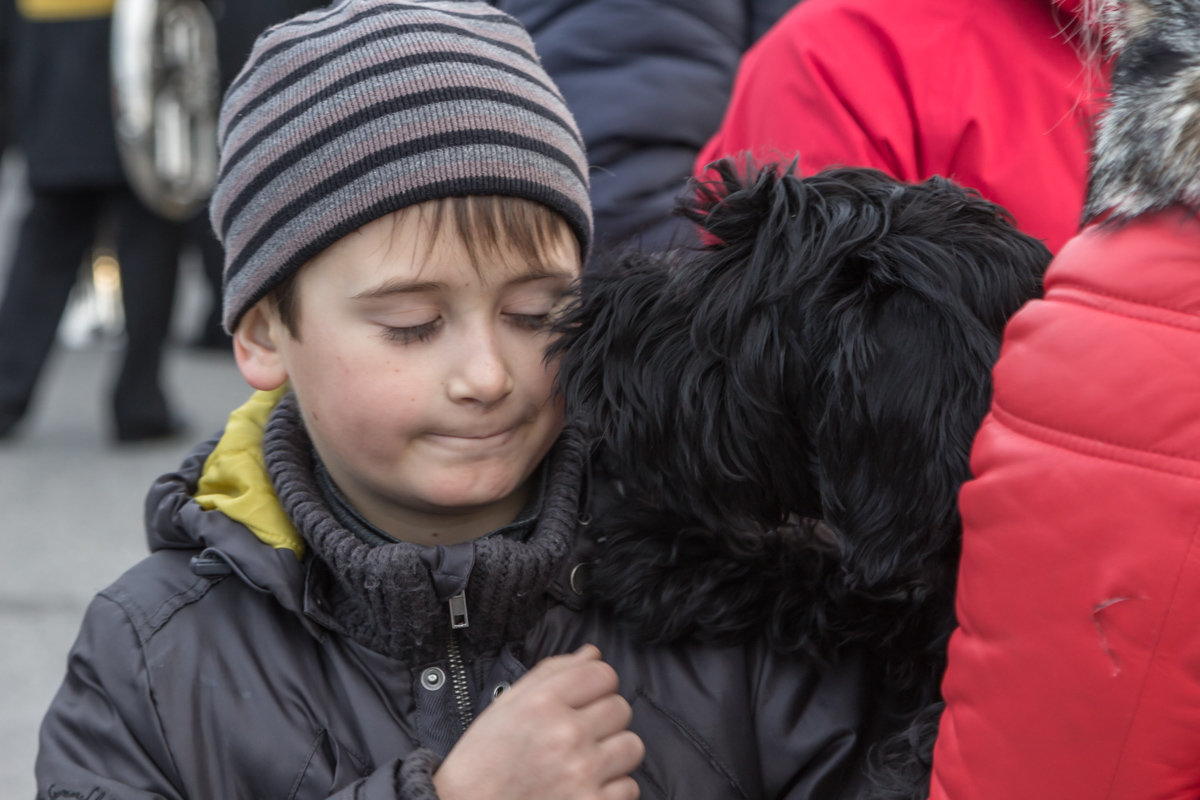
261 392 586 663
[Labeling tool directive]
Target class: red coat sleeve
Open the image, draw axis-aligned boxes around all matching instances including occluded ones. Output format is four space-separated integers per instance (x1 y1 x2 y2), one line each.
695 0 918 181
930 213 1200 799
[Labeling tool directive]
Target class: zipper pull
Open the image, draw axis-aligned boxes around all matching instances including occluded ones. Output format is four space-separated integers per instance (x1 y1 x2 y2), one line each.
448 591 469 629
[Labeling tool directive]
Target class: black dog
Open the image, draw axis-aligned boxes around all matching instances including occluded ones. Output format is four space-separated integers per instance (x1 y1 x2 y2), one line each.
553 162 1051 798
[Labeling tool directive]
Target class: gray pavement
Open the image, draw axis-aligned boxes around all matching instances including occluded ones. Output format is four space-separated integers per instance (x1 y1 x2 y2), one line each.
0 155 252 797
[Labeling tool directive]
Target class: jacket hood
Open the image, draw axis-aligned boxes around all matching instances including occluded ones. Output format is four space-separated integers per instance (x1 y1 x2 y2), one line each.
191 387 302 555
1084 0 1200 222
144 388 309 615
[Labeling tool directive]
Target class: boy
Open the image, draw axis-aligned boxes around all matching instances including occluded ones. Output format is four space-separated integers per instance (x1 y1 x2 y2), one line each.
34 2 868 799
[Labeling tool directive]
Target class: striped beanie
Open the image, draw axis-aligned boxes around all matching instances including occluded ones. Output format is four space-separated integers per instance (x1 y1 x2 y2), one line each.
211 0 592 333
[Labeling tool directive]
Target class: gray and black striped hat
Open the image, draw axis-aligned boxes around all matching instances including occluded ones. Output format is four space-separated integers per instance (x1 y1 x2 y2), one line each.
212 0 592 333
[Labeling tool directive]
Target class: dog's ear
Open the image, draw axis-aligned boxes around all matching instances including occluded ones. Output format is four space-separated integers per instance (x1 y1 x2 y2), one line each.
807 177 1049 800
813 176 1049 608
816 285 993 600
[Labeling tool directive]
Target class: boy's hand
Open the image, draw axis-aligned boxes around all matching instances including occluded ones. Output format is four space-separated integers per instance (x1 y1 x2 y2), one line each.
432 645 644 800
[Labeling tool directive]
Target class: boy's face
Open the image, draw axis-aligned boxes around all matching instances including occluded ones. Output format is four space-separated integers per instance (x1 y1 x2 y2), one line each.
235 205 580 544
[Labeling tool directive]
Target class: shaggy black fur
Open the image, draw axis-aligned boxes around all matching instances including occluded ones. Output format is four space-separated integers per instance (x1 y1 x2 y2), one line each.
553 163 1051 799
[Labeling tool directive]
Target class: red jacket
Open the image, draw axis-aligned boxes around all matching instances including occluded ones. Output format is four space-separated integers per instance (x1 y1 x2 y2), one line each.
695 0 1097 253
930 210 1200 798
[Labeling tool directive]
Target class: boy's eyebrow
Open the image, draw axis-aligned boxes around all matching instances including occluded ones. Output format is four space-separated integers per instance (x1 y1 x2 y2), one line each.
353 268 574 299
353 280 441 299
505 267 576 285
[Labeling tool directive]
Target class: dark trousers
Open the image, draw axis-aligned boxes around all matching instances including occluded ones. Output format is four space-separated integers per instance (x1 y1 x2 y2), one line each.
187 211 230 350
0 185 183 434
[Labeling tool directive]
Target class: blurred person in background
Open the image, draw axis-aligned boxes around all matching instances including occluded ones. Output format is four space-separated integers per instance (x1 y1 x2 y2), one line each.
695 0 1103 254
496 0 800 254
1 0 11 154
211 1 330 95
930 1 1200 797
0 0 186 442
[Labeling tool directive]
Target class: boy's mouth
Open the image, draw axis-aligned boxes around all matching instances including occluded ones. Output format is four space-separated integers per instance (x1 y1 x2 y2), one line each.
426 426 521 447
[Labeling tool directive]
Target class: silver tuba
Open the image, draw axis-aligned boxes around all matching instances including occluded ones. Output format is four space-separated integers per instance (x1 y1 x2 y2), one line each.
111 0 220 220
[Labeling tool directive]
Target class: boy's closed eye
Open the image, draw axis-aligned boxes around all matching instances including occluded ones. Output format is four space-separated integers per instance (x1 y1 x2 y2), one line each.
357 269 574 343
378 313 553 344
372 306 443 344
505 312 553 332
503 279 575 331
371 295 566 345
381 319 442 344
502 288 569 331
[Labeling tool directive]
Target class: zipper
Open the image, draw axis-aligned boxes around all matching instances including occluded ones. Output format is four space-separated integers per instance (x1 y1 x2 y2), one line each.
446 591 474 732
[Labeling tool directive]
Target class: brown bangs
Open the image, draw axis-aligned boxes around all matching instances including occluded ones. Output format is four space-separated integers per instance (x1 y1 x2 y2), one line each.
404 195 575 275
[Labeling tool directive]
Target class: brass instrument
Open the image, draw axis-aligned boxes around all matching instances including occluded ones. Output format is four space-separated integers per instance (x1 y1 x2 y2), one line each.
111 0 219 220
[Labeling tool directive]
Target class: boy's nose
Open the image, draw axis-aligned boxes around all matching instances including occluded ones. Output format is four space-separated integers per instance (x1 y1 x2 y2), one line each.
447 332 514 405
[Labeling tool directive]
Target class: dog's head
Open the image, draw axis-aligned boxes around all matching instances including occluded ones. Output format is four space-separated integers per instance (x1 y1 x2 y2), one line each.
555 162 1050 598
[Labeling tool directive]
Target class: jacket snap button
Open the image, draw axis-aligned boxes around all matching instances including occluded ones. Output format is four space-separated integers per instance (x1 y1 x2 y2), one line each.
421 667 446 691
492 681 511 699
569 562 592 596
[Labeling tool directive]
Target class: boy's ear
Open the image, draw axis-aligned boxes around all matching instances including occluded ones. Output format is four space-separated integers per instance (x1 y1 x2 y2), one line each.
233 302 289 391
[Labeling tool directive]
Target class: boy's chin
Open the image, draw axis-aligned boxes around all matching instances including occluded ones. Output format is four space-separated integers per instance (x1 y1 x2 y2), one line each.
409 472 530 513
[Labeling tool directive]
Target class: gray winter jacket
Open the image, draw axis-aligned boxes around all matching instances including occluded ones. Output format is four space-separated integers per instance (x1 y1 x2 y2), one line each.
35 391 869 800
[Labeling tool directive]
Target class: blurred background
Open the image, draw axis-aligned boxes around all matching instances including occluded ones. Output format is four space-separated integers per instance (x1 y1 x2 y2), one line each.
0 148 250 797
0 2 320 792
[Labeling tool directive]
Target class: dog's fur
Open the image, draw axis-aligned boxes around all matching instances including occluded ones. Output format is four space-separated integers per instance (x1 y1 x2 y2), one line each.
553 163 1051 798
1086 0 1200 222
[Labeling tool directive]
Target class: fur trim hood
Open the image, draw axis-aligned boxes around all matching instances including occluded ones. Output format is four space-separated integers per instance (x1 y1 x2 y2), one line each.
1085 0 1200 222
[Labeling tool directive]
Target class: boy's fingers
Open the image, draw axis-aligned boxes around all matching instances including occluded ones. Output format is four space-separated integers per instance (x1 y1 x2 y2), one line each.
575 692 633 740
597 730 645 786
600 776 641 800
536 657 620 709
573 643 601 659
506 644 601 692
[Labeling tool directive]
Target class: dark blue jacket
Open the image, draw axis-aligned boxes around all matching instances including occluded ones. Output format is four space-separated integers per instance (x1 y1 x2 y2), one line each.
0 0 12 151
9 8 125 189
495 0 799 253
212 1 326 91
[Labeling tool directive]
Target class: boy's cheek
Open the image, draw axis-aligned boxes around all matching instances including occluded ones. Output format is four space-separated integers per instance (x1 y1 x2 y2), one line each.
540 359 567 407
544 394 567 428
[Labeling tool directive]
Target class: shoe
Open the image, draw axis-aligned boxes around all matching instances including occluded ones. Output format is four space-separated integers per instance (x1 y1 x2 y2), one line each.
113 416 188 444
